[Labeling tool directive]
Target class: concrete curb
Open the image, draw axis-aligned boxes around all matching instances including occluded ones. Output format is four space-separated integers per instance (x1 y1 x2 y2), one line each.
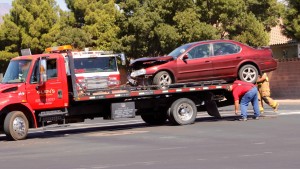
276 99 300 103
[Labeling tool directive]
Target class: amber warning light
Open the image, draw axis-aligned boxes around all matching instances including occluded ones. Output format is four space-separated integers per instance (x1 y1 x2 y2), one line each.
45 45 73 53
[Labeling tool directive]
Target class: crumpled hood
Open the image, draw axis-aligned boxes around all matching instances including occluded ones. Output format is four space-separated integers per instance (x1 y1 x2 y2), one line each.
129 56 173 69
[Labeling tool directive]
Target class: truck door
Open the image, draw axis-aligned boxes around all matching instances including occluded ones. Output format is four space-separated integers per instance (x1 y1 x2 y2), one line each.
26 57 67 110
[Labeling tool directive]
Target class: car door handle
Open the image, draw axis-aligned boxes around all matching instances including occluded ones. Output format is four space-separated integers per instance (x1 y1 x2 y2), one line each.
205 60 211 63
236 56 242 59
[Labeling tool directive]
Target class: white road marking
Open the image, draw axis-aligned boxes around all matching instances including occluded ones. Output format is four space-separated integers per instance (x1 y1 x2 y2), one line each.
150 147 186 151
1 111 300 138
197 111 300 117
86 130 148 137
253 142 266 145
278 112 300 115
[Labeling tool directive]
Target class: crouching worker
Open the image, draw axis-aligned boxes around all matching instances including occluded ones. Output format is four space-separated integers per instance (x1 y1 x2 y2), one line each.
228 80 260 121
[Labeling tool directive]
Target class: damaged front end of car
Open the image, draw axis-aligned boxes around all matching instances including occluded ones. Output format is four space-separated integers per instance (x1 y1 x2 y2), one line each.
127 56 173 86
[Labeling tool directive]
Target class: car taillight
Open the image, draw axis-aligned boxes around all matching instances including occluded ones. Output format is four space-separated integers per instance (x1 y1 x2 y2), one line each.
108 74 121 86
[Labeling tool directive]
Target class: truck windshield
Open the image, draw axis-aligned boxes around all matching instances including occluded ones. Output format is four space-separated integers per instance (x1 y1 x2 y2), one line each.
74 57 117 74
2 60 32 83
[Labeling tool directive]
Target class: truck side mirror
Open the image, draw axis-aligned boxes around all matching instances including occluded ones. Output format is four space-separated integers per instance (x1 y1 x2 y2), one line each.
39 58 47 86
120 53 126 65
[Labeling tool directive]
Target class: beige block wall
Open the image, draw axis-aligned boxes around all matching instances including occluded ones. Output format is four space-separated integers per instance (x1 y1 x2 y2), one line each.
269 59 300 99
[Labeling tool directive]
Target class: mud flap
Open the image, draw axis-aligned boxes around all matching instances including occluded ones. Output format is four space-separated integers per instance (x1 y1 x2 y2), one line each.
205 101 221 118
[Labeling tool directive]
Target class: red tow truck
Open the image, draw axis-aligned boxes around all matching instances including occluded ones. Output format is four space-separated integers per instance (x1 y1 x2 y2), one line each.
0 48 234 141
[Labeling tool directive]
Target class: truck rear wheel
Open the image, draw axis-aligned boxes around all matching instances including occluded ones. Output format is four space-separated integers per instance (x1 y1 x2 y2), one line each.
141 112 167 125
4 111 29 141
168 98 197 125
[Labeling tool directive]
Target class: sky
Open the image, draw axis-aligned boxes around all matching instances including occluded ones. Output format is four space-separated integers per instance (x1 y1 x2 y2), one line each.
1 0 68 11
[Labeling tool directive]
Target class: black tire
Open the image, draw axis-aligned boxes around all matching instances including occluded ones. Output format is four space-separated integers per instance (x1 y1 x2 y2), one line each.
141 112 167 125
238 64 258 84
167 98 197 125
4 111 29 141
153 71 173 89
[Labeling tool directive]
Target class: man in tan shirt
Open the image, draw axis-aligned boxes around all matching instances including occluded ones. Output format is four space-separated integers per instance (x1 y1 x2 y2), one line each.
256 73 279 113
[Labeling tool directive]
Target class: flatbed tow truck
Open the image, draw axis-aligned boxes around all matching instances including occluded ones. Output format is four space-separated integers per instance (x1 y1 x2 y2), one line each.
0 47 234 141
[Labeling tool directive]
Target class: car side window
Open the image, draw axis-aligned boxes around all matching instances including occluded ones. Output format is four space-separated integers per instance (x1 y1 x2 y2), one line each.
30 59 58 83
30 61 40 83
213 43 241 56
187 44 210 59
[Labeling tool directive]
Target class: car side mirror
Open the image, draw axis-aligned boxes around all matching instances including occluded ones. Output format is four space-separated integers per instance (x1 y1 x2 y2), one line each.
182 54 189 60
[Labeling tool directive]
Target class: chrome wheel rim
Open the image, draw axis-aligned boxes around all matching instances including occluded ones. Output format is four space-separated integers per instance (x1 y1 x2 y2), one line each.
177 103 193 121
12 117 27 138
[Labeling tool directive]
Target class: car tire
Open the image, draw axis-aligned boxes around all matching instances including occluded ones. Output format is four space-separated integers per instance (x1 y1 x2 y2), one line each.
4 111 29 141
153 71 173 89
167 98 197 125
238 64 258 84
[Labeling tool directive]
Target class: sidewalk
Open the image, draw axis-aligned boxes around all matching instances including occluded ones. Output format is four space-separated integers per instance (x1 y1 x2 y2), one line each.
276 99 300 103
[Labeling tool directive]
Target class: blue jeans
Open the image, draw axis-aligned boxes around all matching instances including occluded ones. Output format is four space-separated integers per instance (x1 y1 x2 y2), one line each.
240 87 260 119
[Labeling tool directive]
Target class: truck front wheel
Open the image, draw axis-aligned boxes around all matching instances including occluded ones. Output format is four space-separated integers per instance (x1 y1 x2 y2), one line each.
4 111 29 141
168 98 197 125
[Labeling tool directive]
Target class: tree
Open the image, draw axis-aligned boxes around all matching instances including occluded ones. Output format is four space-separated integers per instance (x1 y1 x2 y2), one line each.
232 13 269 47
65 0 121 50
246 0 283 31
196 0 282 47
0 0 61 54
196 0 247 38
283 0 300 40
51 10 93 49
0 51 18 73
117 0 219 59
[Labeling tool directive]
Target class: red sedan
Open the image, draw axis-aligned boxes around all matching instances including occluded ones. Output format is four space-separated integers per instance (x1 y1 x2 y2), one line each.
129 39 277 88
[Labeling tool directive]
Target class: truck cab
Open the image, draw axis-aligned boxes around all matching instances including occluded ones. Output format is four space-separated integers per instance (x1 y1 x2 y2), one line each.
0 46 126 140
0 52 69 140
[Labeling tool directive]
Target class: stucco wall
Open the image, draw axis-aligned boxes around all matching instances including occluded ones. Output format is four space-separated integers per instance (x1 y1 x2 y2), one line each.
269 58 300 99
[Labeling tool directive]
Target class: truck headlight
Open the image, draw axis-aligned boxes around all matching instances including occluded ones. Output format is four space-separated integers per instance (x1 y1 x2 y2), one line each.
130 69 146 78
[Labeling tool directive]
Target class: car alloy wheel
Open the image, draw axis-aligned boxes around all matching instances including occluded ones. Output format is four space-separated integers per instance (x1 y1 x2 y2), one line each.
238 64 258 83
153 71 172 89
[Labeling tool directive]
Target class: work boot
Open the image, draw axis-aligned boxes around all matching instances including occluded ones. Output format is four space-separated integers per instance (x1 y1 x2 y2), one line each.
259 107 264 114
274 103 279 112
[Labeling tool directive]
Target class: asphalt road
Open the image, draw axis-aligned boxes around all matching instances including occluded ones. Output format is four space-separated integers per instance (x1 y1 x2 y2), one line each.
0 100 300 169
